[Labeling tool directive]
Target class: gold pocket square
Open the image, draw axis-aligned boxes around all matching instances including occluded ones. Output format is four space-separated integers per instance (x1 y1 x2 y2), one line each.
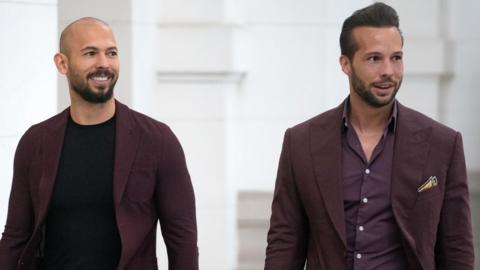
417 176 438 193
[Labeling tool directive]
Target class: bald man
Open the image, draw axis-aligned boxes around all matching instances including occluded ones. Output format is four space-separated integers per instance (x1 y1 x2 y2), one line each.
0 17 198 270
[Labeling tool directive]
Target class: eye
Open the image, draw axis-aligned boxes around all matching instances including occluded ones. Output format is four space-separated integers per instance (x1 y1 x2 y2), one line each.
83 51 96 56
367 55 380 62
107 51 118 57
392 55 403 61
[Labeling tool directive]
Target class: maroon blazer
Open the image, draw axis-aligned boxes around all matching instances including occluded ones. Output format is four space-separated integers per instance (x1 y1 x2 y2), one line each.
0 100 198 270
265 101 474 270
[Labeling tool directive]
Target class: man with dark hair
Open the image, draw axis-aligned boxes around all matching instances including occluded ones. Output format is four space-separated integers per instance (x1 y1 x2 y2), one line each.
264 3 474 270
0 17 198 270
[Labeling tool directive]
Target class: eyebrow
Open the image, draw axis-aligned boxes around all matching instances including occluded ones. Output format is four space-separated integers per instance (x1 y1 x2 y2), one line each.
80 46 118 52
364 51 403 57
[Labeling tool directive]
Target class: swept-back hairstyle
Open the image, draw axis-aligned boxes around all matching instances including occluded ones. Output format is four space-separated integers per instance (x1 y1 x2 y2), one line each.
340 2 403 60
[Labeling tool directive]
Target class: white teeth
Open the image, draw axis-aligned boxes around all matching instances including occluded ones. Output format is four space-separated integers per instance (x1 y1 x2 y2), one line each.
91 76 108 81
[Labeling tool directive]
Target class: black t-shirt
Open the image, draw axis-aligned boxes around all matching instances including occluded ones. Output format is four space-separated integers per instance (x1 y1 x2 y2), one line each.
43 115 121 270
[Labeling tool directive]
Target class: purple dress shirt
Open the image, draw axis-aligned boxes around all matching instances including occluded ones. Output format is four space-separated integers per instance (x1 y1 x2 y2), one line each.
342 100 407 270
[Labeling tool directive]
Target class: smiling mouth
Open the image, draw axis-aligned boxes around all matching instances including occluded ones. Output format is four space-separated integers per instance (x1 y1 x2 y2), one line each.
87 70 114 87
90 75 110 81
89 75 112 87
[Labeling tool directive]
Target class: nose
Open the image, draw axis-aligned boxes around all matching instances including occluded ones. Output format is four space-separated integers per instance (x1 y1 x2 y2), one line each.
380 60 394 77
95 53 109 68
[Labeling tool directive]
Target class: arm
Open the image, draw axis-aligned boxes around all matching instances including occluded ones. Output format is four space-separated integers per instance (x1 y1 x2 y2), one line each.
0 130 36 269
156 127 198 270
265 129 308 270
435 132 474 269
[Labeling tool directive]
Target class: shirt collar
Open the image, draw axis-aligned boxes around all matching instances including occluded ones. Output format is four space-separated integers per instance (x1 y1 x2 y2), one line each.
342 96 398 133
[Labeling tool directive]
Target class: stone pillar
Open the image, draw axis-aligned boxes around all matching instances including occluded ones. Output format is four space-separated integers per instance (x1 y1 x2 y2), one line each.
0 0 58 228
133 1 240 268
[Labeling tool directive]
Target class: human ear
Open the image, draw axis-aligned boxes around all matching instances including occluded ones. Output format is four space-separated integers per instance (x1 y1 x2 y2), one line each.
339 55 352 76
54 53 68 74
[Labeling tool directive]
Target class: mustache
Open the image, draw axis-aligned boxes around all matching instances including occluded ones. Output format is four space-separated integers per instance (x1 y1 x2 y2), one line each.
373 78 396 84
87 69 115 79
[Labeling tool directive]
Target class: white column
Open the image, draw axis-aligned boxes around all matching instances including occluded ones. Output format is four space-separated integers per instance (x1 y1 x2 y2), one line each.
0 0 58 229
133 1 239 268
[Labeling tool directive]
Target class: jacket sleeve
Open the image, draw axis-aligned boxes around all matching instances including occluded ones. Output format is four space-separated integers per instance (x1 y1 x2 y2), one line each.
0 129 36 269
156 127 198 270
265 129 308 270
435 132 475 269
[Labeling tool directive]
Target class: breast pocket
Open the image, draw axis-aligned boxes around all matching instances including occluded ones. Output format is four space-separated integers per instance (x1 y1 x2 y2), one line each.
410 189 443 234
415 186 442 202
125 160 157 202
410 176 444 227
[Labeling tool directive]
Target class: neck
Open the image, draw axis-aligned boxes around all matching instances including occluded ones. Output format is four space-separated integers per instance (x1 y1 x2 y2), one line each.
69 93 115 125
348 93 393 134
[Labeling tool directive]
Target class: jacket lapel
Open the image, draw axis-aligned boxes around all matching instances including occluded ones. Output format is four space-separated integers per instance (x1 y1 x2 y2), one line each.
37 109 69 226
113 101 141 207
310 105 346 247
391 103 432 268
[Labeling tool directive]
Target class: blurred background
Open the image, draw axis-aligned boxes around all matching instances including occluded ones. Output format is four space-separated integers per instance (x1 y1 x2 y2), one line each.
0 0 478 269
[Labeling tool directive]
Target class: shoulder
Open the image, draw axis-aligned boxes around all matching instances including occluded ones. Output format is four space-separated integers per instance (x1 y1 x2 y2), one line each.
397 102 462 163
14 109 68 165
397 102 458 141
19 109 68 147
116 101 176 140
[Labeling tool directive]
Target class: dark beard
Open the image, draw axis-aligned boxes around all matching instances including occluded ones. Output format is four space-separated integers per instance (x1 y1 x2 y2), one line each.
72 83 114 103
69 68 117 103
351 68 401 108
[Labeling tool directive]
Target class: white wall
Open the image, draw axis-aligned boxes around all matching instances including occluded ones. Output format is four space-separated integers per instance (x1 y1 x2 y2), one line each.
443 0 480 173
0 0 57 229
135 1 239 268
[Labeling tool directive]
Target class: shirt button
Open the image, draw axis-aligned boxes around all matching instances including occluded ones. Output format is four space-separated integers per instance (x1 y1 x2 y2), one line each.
365 168 370 174
362 197 368 203
356 253 362 259
359 226 364 231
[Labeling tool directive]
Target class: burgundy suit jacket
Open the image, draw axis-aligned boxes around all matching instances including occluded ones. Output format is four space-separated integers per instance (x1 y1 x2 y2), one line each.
0 100 198 270
265 101 474 270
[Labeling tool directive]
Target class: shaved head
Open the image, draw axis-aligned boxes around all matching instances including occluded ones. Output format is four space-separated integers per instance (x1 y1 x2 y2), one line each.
59 17 111 55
